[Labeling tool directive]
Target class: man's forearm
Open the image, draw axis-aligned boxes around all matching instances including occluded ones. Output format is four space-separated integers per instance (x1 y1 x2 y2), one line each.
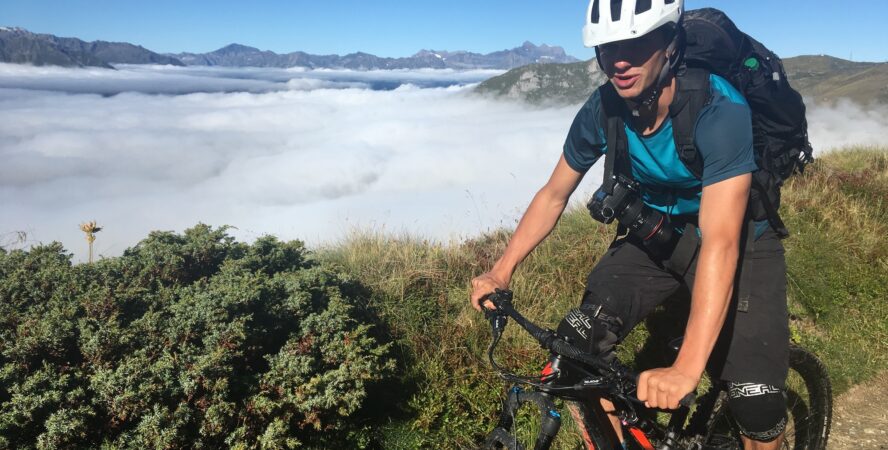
672 238 739 378
491 187 569 279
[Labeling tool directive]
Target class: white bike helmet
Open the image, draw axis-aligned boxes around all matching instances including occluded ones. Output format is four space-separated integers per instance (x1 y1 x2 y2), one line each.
583 0 683 48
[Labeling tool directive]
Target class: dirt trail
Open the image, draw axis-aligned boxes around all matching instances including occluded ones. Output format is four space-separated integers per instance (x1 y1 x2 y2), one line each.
828 370 888 449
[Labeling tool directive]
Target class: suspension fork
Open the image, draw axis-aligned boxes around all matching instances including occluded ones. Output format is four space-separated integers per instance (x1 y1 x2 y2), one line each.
655 406 691 450
490 386 562 450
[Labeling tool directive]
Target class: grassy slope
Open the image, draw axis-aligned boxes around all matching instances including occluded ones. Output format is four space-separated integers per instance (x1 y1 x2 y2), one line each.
318 148 888 449
783 55 888 105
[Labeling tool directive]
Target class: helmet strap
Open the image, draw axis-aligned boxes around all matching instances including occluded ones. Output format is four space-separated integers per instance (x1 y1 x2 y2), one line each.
628 29 682 117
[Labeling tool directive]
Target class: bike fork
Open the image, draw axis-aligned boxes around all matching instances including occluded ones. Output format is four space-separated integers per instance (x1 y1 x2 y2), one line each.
490 386 563 450
653 407 690 450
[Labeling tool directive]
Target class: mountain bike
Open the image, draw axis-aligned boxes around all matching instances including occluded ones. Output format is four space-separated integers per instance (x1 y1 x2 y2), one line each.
481 289 832 450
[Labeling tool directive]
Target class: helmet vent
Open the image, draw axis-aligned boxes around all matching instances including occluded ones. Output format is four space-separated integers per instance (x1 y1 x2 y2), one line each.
635 0 652 14
591 0 600 23
664 0 676 3
610 0 623 22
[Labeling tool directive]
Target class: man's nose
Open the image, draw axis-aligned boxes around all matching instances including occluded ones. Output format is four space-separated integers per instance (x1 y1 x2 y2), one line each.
613 60 632 72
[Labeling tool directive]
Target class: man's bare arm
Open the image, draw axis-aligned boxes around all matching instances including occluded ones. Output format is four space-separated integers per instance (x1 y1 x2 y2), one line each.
470 155 586 310
638 172 751 408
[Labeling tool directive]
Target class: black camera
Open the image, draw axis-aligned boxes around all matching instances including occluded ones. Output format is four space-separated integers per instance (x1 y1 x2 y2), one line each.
587 175 675 248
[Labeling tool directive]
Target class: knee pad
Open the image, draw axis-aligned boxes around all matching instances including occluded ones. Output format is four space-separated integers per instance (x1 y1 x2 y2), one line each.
727 382 787 442
556 303 620 363
582 285 630 322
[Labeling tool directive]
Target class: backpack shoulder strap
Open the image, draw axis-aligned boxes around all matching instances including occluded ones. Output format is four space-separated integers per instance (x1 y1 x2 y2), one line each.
598 82 631 194
669 66 712 180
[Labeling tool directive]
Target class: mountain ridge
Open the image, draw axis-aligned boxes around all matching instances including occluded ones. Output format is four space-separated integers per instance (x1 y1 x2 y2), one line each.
474 55 888 105
0 26 579 71
0 27 184 68
168 40 579 70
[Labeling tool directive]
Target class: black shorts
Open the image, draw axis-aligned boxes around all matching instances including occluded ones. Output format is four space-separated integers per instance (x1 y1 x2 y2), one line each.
582 227 790 388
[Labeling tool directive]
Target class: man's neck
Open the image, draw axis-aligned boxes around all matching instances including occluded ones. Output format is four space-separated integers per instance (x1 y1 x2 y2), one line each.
628 75 676 136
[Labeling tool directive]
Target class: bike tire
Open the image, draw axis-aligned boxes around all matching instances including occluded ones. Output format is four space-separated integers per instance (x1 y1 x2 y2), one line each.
699 344 832 450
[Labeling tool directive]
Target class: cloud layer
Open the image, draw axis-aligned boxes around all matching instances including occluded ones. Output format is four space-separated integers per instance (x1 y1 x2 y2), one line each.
0 64 580 260
0 63 502 95
1 63 884 261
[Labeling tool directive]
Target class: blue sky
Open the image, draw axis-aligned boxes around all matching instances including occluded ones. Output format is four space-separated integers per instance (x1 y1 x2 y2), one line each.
4 0 887 62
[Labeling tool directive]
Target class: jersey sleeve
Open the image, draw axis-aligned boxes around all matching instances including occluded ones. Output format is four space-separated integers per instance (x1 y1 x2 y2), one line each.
562 90 606 173
694 93 758 187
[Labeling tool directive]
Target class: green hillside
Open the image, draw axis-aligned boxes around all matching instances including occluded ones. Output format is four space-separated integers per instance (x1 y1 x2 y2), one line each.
784 55 888 104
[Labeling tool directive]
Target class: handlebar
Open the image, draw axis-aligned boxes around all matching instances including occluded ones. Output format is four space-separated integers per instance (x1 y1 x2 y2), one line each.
484 288 695 408
484 289 624 377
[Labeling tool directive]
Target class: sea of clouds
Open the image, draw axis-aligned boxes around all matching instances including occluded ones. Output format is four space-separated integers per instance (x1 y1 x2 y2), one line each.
1 63 885 261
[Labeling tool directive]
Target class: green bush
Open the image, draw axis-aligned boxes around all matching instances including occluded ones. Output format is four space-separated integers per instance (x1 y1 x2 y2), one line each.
0 225 394 449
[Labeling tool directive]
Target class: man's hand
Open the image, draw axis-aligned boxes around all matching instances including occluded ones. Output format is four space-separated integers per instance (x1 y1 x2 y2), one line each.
470 271 509 311
636 366 700 410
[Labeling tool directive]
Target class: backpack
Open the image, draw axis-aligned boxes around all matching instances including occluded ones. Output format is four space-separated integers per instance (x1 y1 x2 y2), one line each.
598 7 814 238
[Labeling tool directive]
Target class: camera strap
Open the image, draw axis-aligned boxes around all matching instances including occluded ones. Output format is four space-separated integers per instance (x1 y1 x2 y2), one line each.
599 83 637 243
599 83 632 196
603 117 618 195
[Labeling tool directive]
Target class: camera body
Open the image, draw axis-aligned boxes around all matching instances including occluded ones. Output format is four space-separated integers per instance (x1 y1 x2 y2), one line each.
587 175 675 248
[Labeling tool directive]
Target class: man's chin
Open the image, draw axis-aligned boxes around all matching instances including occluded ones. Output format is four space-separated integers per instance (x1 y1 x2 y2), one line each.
610 80 645 99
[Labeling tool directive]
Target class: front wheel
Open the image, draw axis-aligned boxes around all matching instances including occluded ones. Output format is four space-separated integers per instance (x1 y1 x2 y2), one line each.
702 344 833 449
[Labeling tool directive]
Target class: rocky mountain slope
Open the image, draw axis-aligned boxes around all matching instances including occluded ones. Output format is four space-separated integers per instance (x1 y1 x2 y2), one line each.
475 55 888 105
0 26 184 68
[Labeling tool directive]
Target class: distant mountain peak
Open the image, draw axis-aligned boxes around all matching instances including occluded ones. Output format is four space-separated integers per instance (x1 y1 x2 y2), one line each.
0 26 184 68
172 41 577 70
0 26 29 34
413 49 445 58
1 28 579 71
216 43 261 54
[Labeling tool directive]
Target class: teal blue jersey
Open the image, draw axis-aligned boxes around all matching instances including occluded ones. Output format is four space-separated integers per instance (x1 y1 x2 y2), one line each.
563 74 757 217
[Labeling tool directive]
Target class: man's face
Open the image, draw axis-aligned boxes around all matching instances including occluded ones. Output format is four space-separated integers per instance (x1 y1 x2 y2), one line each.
597 30 669 99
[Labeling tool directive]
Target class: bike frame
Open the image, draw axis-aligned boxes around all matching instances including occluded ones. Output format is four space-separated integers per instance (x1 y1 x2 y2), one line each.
489 377 700 450
483 289 710 450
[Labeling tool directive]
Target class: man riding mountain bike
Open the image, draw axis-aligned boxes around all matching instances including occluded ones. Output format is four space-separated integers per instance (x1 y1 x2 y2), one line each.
470 1 791 449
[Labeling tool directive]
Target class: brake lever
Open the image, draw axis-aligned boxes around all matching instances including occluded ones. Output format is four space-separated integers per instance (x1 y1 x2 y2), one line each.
483 292 509 336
